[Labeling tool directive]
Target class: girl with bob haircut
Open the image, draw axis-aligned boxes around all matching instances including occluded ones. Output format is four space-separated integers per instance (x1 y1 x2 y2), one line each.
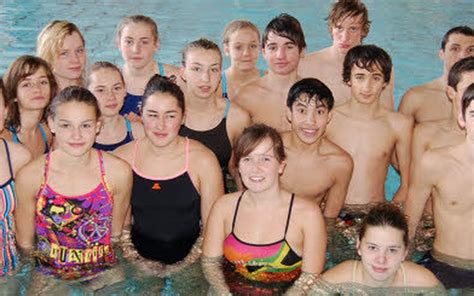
202 124 326 295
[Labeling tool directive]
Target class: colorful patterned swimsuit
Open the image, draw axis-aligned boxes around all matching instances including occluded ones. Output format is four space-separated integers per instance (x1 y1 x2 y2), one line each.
0 139 18 276
35 150 116 280
223 192 302 295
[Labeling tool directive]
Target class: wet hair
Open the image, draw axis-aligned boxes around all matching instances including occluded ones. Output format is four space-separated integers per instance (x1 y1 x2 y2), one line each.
359 203 409 247
327 0 371 39
222 20 260 45
181 38 222 66
287 78 334 111
448 57 474 90
142 74 185 114
262 13 306 51
46 86 100 120
233 123 286 168
3 55 58 132
343 45 392 84
85 61 125 88
37 20 85 67
116 15 159 43
461 83 474 119
440 26 473 51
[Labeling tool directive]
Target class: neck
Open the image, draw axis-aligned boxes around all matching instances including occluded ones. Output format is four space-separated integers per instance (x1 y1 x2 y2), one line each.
100 114 123 130
143 135 182 156
123 61 158 77
186 92 219 112
348 99 380 118
55 148 95 168
227 66 259 80
18 108 44 132
245 185 284 207
267 70 300 90
55 75 80 90
289 131 324 152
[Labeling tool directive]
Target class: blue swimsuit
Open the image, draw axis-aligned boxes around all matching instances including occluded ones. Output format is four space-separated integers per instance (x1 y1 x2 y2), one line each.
93 117 134 152
120 63 165 116
9 124 49 153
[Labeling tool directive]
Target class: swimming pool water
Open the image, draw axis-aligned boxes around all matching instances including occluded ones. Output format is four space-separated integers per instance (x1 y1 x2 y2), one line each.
0 0 472 198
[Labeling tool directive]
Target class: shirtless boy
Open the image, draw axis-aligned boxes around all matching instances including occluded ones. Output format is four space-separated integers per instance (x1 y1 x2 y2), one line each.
399 26 474 124
326 45 412 206
408 57 474 256
280 78 353 222
234 13 305 132
405 82 474 289
298 0 394 109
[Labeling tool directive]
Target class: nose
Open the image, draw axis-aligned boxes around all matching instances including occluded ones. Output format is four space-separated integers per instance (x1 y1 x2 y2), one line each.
243 46 251 56
132 42 140 53
201 69 211 82
154 115 165 130
71 127 82 140
306 110 317 124
340 29 350 42
276 47 286 59
375 251 388 265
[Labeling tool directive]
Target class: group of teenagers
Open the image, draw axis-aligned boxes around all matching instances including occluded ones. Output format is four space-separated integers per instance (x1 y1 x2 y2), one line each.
0 0 473 295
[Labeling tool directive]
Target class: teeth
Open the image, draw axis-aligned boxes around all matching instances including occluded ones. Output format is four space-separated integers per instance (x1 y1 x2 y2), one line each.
249 176 264 182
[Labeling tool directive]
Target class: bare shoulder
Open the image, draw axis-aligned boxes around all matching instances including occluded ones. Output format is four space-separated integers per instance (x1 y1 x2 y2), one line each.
414 120 440 136
101 151 132 180
321 260 355 283
234 78 266 105
385 109 414 132
7 141 32 173
228 102 251 124
403 261 440 287
292 195 323 218
130 121 145 138
322 138 354 172
113 140 136 164
212 191 241 212
16 154 46 185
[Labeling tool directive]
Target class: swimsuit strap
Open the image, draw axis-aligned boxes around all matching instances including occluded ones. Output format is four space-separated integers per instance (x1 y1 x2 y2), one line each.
1 138 14 179
125 117 134 140
43 152 52 185
97 150 106 182
259 68 265 77
223 99 231 119
400 262 407 287
283 193 295 238
9 126 20 144
352 260 358 282
158 63 165 76
184 137 190 171
132 139 140 169
230 191 246 232
38 123 49 150
221 72 228 99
